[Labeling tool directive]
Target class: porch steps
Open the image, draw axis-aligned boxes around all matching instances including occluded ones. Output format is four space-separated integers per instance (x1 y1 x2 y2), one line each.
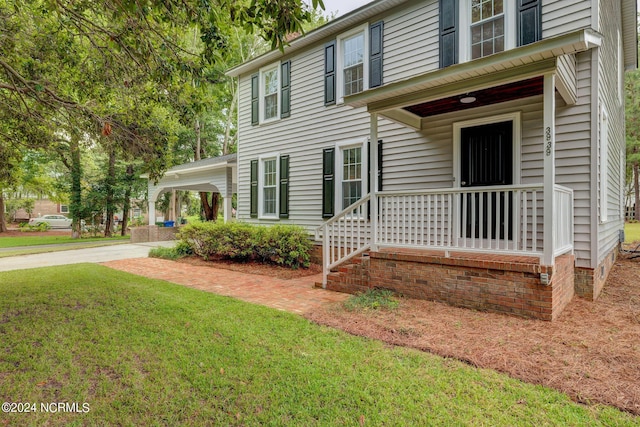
315 254 371 294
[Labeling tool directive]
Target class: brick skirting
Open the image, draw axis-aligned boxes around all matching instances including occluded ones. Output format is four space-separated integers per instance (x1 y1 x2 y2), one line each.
325 249 575 321
574 245 619 300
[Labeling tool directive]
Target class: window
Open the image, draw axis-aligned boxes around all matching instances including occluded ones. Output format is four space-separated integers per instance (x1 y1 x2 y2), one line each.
60 205 69 213
262 157 278 216
261 65 279 122
341 146 363 209
336 25 369 102
470 0 504 59
343 33 365 96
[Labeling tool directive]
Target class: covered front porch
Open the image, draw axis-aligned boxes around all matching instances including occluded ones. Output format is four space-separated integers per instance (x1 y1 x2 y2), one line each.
317 30 601 320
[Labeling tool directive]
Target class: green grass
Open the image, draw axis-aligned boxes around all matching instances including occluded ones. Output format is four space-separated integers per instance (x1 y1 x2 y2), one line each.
0 235 129 249
625 221 640 243
343 288 399 311
0 265 636 426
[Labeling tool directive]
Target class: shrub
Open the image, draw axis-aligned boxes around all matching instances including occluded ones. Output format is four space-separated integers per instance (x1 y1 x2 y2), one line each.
149 246 183 261
177 222 312 268
19 222 51 232
256 225 312 269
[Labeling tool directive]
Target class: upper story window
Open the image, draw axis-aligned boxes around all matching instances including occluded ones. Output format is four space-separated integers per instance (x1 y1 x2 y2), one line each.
336 25 369 103
342 33 365 96
324 22 383 105
470 0 505 59
251 61 291 125
439 0 540 68
260 64 280 122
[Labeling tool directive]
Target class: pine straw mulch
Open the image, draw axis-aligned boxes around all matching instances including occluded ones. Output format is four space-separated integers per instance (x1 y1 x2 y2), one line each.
306 253 640 415
176 256 322 280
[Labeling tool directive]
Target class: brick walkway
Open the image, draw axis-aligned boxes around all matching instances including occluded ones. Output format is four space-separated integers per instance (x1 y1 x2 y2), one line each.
102 258 349 315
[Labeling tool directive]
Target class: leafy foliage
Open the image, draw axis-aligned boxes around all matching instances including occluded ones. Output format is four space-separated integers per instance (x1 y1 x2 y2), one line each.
178 222 312 268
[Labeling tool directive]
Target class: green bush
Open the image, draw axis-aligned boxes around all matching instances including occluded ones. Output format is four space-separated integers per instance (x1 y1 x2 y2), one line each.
149 246 183 261
177 222 312 268
19 222 51 232
256 225 312 269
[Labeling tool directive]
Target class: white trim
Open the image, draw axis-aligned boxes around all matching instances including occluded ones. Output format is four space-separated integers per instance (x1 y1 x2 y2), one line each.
599 106 609 223
459 0 515 63
258 62 281 125
452 112 522 188
336 23 369 104
258 152 280 219
335 138 368 212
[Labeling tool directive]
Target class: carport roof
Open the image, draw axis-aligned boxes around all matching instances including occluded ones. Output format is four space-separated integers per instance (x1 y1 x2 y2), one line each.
142 153 237 179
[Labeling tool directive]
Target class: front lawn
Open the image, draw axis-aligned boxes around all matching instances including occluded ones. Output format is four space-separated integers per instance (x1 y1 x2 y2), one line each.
0 235 129 249
0 265 635 426
625 221 640 243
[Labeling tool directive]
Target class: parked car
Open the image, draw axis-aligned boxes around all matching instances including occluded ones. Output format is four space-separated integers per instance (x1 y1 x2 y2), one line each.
28 215 84 229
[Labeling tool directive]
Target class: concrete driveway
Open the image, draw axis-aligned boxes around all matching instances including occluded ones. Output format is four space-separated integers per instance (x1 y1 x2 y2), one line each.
0 241 176 272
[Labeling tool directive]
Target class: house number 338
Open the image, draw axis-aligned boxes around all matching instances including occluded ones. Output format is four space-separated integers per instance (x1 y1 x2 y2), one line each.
545 127 552 156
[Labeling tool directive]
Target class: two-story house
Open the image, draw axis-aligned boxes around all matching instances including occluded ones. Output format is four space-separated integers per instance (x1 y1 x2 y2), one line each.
226 0 637 320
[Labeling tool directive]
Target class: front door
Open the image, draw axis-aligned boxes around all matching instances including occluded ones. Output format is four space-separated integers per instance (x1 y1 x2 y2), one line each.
460 121 513 240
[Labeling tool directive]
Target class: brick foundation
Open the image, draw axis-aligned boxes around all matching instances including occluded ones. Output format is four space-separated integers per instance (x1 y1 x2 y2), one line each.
130 225 179 243
574 245 619 300
324 248 575 321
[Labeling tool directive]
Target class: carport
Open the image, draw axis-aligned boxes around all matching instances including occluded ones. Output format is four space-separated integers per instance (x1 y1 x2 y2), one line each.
145 153 237 224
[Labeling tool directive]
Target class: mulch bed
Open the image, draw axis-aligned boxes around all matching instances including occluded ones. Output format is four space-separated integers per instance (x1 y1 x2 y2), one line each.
176 256 322 280
307 254 640 415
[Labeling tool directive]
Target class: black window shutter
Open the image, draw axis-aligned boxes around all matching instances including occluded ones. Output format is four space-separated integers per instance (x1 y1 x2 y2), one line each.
324 41 336 105
279 155 290 218
369 21 384 88
377 139 383 191
281 61 291 118
439 0 458 68
251 73 259 125
517 0 541 46
250 160 258 218
322 148 335 218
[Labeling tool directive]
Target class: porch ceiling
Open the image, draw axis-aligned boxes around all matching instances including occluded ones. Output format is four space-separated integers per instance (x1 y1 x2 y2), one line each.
345 29 601 130
403 77 543 118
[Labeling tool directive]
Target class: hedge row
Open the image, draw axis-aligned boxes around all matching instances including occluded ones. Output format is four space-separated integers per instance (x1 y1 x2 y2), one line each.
177 222 312 269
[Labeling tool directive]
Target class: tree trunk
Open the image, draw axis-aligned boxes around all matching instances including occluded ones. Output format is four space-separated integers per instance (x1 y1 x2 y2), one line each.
104 147 116 237
70 137 83 239
121 164 133 236
200 192 213 220
0 194 7 232
222 86 237 155
195 118 201 161
634 160 640 221
211 193 220 221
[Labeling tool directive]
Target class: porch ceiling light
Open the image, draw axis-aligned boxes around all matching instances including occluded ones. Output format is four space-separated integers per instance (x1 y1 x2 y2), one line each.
459 94 477 104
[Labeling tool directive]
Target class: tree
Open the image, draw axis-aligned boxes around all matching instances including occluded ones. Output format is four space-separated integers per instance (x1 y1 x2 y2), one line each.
625 68 640 220
1 0 325 232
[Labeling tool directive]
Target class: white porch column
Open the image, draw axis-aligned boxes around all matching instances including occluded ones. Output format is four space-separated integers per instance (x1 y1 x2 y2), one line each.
148 201 156 226
371 112 379 251
223 167 233 223
543 73 556 266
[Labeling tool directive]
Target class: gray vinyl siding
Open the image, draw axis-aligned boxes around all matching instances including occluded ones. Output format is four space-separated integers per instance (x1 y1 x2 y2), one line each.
382 0 439 83
556 52 594 268
596 0 625 264
542 0 592 38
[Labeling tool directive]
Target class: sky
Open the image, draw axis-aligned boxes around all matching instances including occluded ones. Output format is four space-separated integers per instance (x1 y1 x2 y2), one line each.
315 0 372 17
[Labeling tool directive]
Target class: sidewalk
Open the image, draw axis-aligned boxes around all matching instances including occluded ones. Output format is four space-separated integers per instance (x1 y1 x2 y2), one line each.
103 257 350 315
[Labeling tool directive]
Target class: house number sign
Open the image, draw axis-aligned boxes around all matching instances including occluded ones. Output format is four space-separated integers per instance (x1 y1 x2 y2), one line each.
545 127 552 156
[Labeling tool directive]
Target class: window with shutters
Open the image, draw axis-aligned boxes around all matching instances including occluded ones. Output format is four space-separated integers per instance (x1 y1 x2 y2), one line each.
259 155 279 218
336 25 369 103
341 146 362 209
260 64 280 122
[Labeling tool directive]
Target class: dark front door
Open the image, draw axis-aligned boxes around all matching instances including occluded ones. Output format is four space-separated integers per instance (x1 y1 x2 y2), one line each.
460 121 513 240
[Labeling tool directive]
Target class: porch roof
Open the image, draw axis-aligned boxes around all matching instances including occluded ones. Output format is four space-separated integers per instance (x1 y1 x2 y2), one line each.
345 29 602 129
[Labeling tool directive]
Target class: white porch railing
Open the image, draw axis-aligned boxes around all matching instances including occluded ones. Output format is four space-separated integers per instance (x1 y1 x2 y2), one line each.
553 185 574 256
315 194 371 287
317 184 574 287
